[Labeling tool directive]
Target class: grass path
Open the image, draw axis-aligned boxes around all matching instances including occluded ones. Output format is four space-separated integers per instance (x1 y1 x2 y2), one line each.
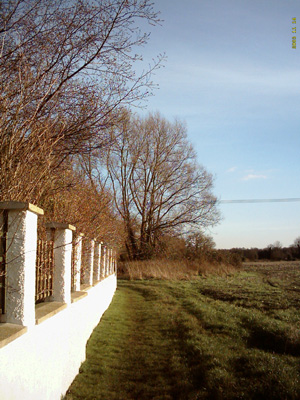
65 269 300 400
65 281 194 399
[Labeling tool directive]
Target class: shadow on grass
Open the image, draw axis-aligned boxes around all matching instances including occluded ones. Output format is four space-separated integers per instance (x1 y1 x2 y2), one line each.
246 324 300 357
117 281 214 399
66 279 300 400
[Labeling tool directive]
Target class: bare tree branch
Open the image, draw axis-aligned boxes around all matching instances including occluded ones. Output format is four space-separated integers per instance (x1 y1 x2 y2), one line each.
105 111 220 259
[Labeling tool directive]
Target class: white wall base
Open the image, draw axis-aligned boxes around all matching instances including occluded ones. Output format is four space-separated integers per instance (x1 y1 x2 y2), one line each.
0 275 117 400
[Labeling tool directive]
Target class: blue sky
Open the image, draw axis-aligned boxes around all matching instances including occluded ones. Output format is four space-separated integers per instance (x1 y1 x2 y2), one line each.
136 0 300 249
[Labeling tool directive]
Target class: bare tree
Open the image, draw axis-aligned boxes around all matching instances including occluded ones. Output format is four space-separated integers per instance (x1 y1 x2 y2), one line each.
0 0 163 203
267 241 285 261
292 236 300 258
185 231 216 259
106 112 220 259
293 237 300 248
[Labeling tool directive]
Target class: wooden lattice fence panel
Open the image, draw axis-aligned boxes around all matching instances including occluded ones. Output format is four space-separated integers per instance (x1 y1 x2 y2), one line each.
0 210 8 316
71 240 79 291
35 239 54 303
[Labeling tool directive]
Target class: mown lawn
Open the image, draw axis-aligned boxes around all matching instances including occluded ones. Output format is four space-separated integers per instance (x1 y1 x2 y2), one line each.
64 263 300 400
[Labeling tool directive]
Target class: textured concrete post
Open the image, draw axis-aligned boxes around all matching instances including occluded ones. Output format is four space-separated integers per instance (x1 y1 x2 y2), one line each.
113 249 117 274
112 249 115 274
108 248 112 275
73 233 83 292
0 201 43 326
100 243 105 280
102 245 107 277
110 248 114 275
106 246 109 276
46 223 75 305
106 247 110 277
93 242 101 282
82 239 94 286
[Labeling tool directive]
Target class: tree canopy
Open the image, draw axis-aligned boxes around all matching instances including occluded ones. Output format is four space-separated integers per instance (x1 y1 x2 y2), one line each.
0 0 163 245
0 0 163 203
105 112 220 259
0 2 219 253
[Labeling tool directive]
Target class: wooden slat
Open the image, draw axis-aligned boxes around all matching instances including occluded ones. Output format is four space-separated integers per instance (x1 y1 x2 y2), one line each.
0 210 8 315
35 239 54 303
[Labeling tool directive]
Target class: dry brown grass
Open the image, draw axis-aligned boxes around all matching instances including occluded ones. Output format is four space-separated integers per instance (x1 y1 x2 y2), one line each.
118 259 237 280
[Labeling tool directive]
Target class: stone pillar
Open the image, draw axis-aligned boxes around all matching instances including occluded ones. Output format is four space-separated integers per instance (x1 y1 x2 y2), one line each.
113 249 117 274
108 248 112 275
102 245 107 278
110 248 113 275
0 201 43 326
106 246 110 277
93 242 101 283
112 249 115 274
46 222 75 305
81 238 94 286
100 243 105 280
73 233 83 292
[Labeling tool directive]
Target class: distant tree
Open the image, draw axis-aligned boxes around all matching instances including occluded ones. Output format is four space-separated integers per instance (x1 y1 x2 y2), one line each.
185 232 215 260
154 234 187 260
267 241 282 250
293 237 300 248
106 112 220 259
267 241 285 261
243 248 259 262
292 236 300 258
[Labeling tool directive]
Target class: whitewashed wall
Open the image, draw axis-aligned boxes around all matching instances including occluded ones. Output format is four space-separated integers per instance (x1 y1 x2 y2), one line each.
0 274 117 400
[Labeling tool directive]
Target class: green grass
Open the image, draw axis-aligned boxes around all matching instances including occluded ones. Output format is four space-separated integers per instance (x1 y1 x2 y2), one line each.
64 263 300 400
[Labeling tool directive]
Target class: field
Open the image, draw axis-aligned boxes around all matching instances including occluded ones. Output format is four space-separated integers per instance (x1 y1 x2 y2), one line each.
64 262 300 400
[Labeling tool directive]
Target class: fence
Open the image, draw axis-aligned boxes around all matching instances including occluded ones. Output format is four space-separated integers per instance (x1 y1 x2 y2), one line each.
71 239 77 292
0 210 7 317
0 204 117 323
0 201 117 400
35 239 54 303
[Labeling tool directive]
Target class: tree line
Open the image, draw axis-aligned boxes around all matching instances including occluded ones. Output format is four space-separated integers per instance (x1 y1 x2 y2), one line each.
0 0 219 259
228 238 300 262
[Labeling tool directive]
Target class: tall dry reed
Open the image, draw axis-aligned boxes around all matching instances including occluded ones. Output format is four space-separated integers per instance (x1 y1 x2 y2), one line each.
118 259 236 280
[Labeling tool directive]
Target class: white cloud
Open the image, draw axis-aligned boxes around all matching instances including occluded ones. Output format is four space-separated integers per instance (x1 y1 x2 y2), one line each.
163 59 300 97
226 167 237 173
242 174 268 181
